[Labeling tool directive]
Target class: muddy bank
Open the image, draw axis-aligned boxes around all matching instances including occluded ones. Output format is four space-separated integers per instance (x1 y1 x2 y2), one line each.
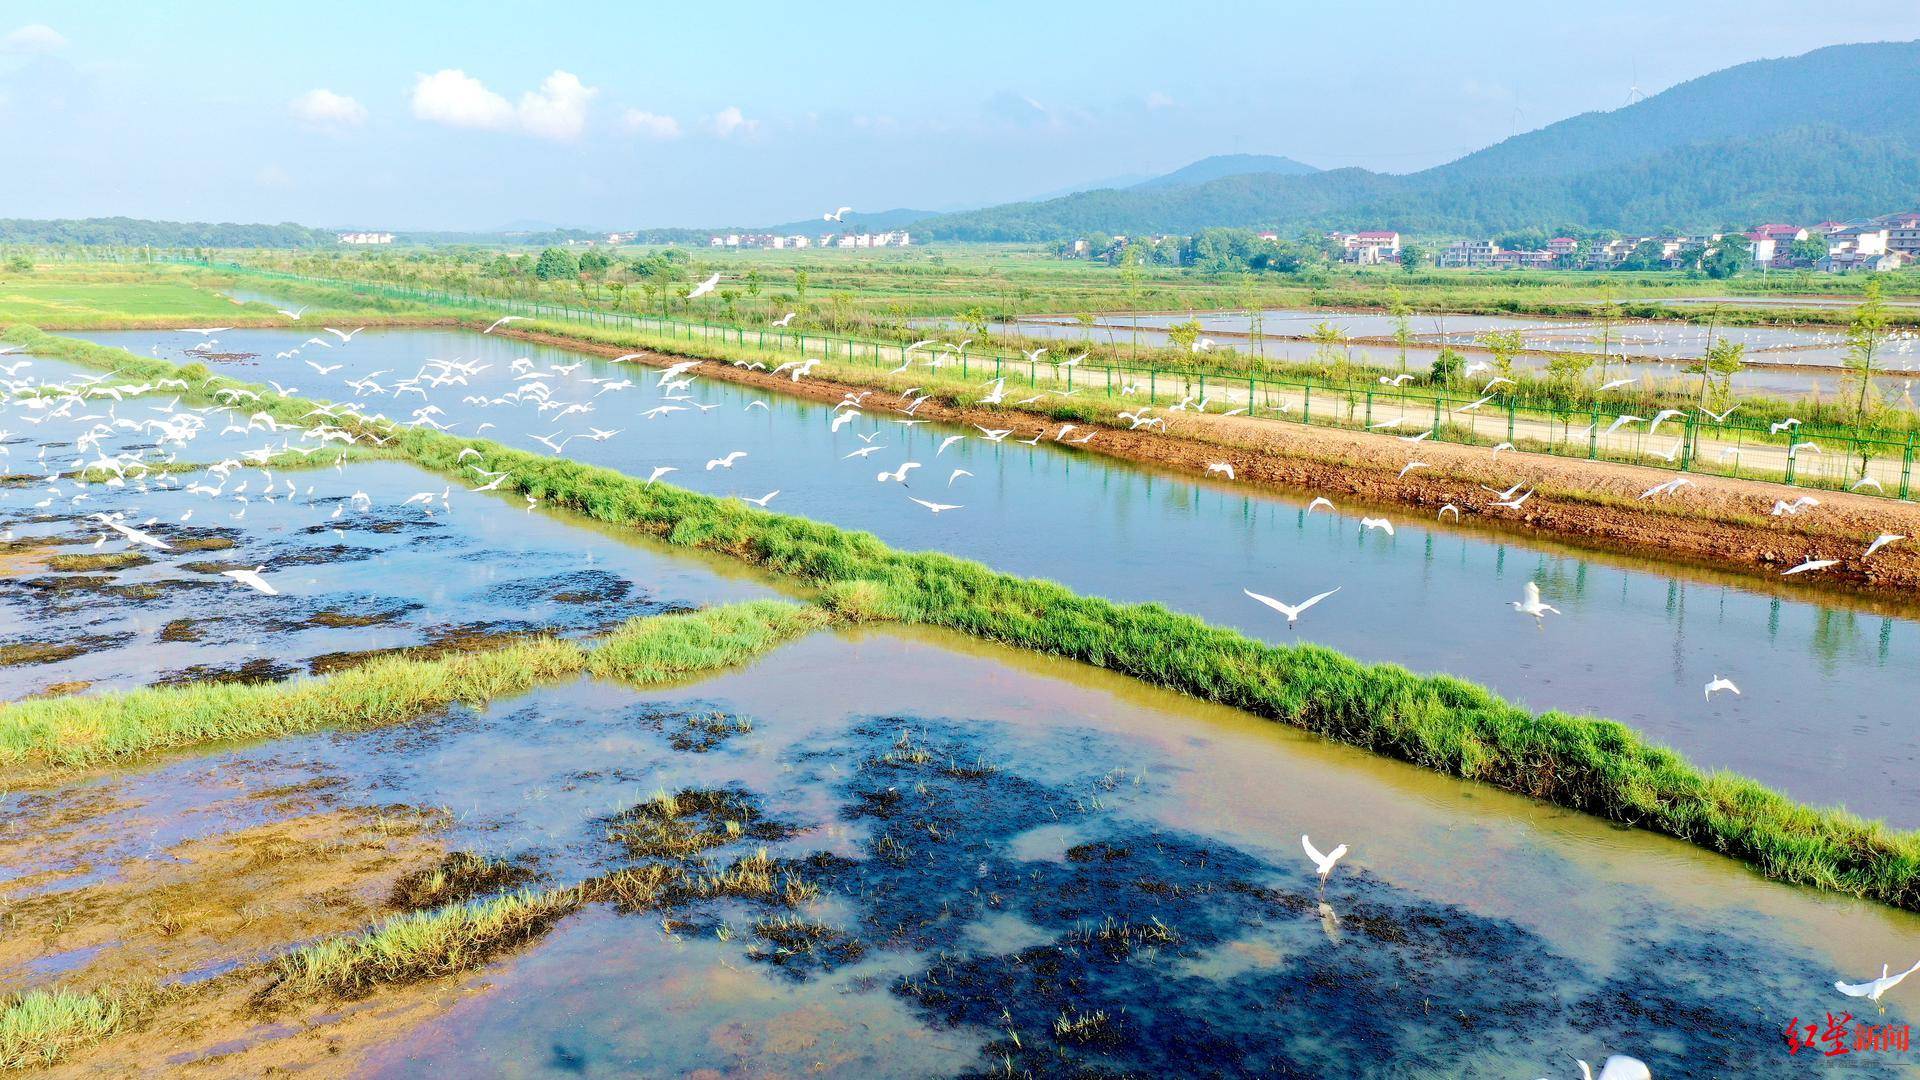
500 324 1920 604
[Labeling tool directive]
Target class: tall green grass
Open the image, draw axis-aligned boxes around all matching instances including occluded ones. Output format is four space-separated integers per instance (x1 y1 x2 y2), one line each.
0 639 585 783
262 889 580 1003
587 601 832 684
0 990 124 1071
12 325 1920 909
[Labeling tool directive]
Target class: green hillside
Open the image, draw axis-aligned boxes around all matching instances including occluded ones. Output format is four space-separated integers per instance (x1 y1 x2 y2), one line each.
920 41 1920 240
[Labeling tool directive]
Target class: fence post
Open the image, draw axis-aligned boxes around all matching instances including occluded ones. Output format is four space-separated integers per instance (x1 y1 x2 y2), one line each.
1588 405 1599 460
1506 399 1516 444
1364 388 1373 428
1903 435 1915 500
1303 378 1312 424
1680 413 1696 471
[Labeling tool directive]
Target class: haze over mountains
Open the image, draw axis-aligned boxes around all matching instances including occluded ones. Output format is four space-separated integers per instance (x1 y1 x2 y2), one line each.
916 40 1920 241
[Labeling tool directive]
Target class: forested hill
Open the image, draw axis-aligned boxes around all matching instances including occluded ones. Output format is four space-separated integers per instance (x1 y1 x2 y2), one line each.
0 218 339 247
918 41 1920 240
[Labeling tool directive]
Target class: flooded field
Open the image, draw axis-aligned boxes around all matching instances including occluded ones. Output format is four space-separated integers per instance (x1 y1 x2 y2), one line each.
61 327 1920 826
6 626 1911 1075
925 315 1920 407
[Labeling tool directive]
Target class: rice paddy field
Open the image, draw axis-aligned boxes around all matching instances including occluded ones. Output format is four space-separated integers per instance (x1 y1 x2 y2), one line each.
1 267 1916 1076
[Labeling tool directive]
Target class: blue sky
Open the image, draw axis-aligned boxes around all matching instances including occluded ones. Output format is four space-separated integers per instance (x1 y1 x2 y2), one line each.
2 1 1917 230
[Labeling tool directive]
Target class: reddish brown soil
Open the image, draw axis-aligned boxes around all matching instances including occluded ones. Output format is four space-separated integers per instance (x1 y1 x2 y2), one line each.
503 325 1920 605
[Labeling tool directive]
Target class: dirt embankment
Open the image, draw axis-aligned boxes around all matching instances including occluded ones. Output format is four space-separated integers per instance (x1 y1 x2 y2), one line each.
548 325 1920 603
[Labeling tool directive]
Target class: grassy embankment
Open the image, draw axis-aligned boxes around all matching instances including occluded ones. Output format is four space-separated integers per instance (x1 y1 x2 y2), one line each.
6 325 1920 911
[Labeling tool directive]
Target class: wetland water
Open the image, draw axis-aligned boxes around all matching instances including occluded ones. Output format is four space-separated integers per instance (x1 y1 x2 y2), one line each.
7 626 1913 1076
926 312 1920 406
67 327 1920 825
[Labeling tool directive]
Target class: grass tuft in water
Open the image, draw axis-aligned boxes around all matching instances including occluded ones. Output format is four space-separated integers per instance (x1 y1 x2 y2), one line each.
0 989 125 1071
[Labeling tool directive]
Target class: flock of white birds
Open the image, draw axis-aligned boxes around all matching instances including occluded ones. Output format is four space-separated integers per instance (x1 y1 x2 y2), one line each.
3 277 1917 1068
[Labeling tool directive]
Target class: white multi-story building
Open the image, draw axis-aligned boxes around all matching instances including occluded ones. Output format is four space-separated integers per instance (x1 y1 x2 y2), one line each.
338 232 394 245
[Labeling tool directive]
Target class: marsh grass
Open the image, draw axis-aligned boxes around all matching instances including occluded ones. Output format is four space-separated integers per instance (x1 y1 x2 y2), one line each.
14 325 1920 910
0 638 586 782
0 989 125 1071
587 601 831 685
260 889 580 1004
387 852 542 911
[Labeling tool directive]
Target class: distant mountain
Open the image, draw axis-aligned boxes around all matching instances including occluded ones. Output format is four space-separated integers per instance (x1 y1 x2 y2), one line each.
1130 154 1319 190
0 217 336 248
1022 172 1154 202
919 41 1920 240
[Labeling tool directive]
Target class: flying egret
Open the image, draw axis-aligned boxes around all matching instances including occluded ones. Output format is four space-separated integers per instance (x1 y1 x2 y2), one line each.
1206 461 1235 480
1704 675 1740 700
706 451 747 470
1359 517 1394 536
908 496 961 513
740 490 779 507
1302 835 1347 881
1398 461 1428 478
221 566 278 595
482 315 526 334
1782 557 1838 576
877 462 922 484
948 468 972 485
1865 533 1905 557
1511 581 1559 619
1438 504 1460 519
1837 959 1920 1004
1576 1056 1652 1080
687 272 721 300
1244 586 1340 628
771 312 796 327
1306 496 1333 515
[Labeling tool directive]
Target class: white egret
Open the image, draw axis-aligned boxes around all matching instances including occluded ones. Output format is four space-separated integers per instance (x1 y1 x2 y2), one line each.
706 451 747 470
221 566 278 595
1704 675 1740 700
1837 959 1920 1004
1359 517 1394 536
1243 586 1340 628
1511 581 1559 619
1865 533 1905 557
1302 835 1347 881
1782 557 1838 576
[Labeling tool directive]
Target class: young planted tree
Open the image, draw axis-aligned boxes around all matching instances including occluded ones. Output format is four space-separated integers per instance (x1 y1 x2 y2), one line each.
1479 330 1525 378
1845 281 1892 477
1847 281 1891 420
1593 285 1622 385
1166 318 1203 355
1307 321 1348 374
1389 287 1413 373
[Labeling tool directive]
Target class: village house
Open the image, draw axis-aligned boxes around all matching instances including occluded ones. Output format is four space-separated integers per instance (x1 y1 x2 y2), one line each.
1327 230 1401 264
337 231 394 245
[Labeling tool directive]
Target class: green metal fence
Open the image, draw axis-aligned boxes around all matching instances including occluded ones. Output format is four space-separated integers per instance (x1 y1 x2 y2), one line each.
184 259 1917 500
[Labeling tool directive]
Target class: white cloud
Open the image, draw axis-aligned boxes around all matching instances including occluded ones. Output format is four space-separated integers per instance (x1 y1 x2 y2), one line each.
2 23 65 54
620 108 681 139
289 88 367 128
1144 91 1175 110
410 69 597 141
516 71 596 140
710 105 757 138
411 69 516 131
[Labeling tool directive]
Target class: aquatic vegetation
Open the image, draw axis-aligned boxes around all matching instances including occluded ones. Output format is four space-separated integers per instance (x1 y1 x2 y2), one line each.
43 552 150 573
604 787 795 860
387 851 543 911
0 638 586 782
0 989 125 1071
260 888 582 1003
12 325 1920 910
586 601 831 685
